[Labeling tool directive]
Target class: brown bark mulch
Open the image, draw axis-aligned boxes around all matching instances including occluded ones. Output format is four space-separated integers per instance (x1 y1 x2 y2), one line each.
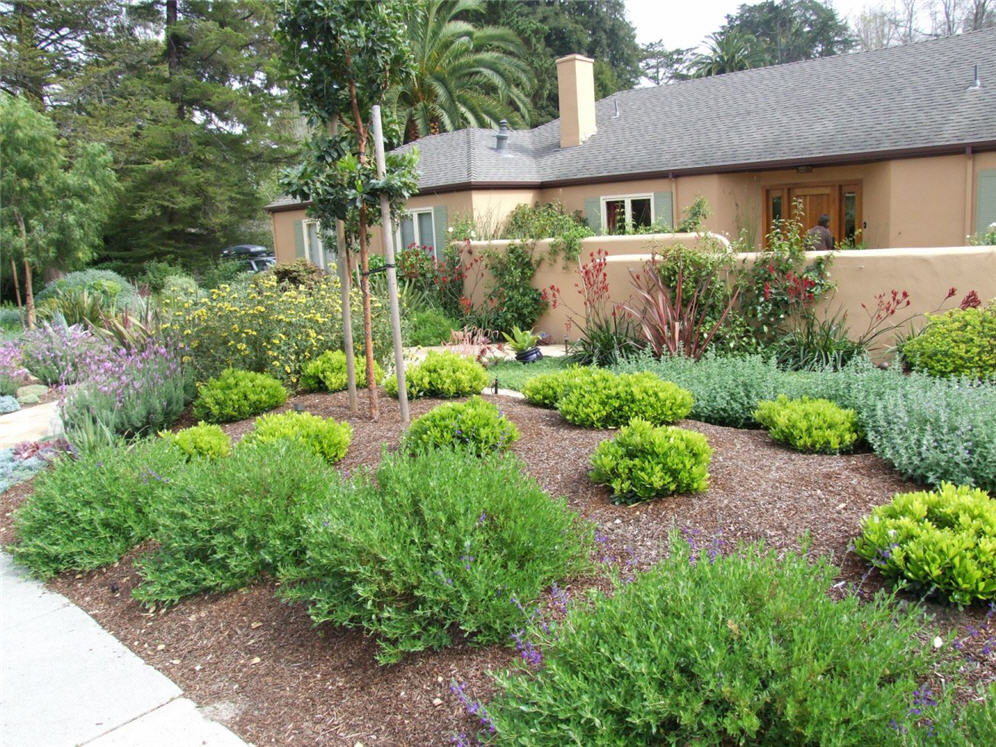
1 389 993 746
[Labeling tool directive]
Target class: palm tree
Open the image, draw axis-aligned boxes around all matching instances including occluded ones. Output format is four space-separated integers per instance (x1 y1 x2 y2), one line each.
690 31 759 78
391 0 533 143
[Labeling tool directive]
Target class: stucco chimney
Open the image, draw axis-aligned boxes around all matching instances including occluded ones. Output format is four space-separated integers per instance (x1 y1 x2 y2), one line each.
556 54 596 148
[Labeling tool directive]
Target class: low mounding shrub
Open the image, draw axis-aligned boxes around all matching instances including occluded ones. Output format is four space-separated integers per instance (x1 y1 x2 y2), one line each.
901 304 996 379
556 370 693 429
854 482 996 606
299 350 383 392
403 396 519 456
192 368 287 423
385 350 488 399
521 366 598 409
0 394 19 414
161 422 231 459
409 306 461 346
241 411 352 463
36 269 142 314
485 534 965 744
589 419 711 503
279 448 593 663
863 373 996 493
753 395 862 454
12 440 185 579
134 440 332 605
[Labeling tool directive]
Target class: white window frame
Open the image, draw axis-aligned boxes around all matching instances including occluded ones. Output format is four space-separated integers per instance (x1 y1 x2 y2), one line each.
600 194 654 234
396 208 436 258
302 219 328 270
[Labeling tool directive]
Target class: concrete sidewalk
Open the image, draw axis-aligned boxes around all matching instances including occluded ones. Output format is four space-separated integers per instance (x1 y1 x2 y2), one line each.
0 401 62 450
0 553 249 746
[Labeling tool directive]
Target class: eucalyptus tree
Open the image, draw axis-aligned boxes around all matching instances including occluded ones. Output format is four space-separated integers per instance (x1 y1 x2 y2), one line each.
391 0 532 142
278 0 419 420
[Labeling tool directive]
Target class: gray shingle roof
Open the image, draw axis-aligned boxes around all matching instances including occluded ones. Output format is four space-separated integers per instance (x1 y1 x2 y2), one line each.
400 27 996 191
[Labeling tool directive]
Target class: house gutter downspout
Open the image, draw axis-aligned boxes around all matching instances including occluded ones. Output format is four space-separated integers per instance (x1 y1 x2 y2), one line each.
965 145 974 239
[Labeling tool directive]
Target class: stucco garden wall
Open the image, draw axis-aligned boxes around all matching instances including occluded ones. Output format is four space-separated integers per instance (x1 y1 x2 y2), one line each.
462 234 996 349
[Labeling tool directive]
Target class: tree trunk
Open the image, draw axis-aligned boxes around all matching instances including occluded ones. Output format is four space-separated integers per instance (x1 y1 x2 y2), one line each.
16 214 35 328
166 0 184 119
9 258 24 328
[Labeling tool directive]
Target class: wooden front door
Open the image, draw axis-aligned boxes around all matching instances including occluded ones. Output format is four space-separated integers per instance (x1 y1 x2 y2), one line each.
763 183 862 247
789 186 837 240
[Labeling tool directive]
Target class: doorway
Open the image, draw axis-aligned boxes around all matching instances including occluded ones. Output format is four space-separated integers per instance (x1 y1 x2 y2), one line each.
764 182 862 247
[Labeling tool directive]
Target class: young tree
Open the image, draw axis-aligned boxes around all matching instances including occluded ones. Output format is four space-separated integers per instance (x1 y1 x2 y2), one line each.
0 94 118 326
278 0 419 420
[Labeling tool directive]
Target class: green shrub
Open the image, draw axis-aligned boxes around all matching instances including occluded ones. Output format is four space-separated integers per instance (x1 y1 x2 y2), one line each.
0 394 19 414
408 306 461 346
241 410 351 463
753 395 862 454
192 368 287 423
279 448 593 664
299 350 383 393
862 373 996 493
138 260 191 294
11 440 185 579
385 350 488 399
854 482 996 606
589 419 711 503
556 370 693 428
133 440 332 605
486 534 962 744
160 422 231 459
403 396 519 456
901 305 996 379
522 366 598 409
36 269 142 314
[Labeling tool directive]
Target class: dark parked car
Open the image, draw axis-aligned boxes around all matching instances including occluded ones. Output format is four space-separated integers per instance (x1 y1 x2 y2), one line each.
221 244 276 273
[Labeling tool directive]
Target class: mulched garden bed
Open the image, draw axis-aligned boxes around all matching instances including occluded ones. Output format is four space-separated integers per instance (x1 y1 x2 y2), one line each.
1 389 993 745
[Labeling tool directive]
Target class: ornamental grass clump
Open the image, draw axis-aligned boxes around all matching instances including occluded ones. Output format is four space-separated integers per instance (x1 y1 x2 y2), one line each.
484 533 968 744
556 370 693 429
385 350 488 399
192 368 287 423
854 482 996 606
589 419 711 503
279 448 594 664
403 396 519 456
134 440 332 605
521 366 599 409
299 349 384 392
12 439 185 579
901 303 996 379
160 422 231 459
753 395 862 454
241 411 352 463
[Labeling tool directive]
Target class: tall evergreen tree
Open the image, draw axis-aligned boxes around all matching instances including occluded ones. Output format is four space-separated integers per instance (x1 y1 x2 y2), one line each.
720 1 854 67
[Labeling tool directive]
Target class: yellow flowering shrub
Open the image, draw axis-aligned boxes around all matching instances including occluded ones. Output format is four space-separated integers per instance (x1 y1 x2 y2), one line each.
161 272 393 385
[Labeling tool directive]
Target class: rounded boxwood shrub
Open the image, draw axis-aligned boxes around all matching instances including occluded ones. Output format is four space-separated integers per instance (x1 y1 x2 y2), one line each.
901 304 996 379
241 410 352 463
486 534 968 744
192 368 288 423
854 482 996 606
299 350 384 393
403 396 519 456
589 419 712 503
160 422 231 459
753 395 861 454
556 370 693 428
522 366 598 409
384 350 488 399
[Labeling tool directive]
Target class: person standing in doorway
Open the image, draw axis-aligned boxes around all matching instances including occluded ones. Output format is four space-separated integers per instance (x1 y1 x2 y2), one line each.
806 214 835 251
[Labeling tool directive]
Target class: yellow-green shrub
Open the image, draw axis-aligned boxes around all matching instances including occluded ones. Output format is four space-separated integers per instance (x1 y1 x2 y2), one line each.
901 304 996 379
192 369 288 423
160 422 231 459
753 395 861 454
854 482 996 606
241 411 352 463
403 396 519 455
522 366 599 409
556 370 693 428
385 350 488 399
299 350 384 392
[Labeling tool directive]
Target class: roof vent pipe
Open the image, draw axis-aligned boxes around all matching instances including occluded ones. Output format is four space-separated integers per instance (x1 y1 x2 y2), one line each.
969 64 981 90
495 119 509 152
613 98 620 118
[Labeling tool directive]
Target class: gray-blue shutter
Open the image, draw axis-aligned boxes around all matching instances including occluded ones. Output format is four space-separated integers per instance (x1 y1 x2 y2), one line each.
653 191 674 230
432 205 448 253
978 170 996 235
584 197 601 232
293 220 305 258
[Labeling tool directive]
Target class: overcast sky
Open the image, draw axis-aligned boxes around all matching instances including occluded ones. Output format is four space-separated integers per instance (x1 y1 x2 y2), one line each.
624 0 894 51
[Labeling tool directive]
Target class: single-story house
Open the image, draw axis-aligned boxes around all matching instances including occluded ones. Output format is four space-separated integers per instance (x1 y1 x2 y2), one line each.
267 26 996 264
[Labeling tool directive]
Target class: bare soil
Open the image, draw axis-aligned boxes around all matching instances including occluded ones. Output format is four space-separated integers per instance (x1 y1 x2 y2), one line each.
1 389 993 746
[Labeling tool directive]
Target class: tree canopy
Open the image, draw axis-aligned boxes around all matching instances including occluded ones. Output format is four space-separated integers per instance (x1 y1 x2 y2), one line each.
721 0 855 67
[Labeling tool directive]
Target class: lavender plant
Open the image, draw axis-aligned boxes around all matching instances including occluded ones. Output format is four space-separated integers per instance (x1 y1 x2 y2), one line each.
19 319 107 385
0 341 28 396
